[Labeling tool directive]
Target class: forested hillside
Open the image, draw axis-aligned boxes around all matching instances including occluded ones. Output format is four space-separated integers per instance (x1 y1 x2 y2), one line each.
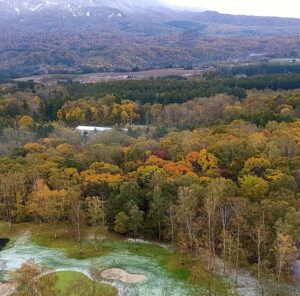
1 1 300 77
0 74 300 295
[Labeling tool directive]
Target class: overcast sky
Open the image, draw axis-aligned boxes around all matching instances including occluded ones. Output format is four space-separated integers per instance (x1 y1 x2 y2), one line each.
165 0 300 18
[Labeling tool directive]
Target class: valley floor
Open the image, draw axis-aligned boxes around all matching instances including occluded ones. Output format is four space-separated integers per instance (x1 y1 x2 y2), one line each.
14 67 209 85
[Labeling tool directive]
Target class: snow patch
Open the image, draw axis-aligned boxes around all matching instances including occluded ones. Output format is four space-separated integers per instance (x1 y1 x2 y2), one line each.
127 238 169 249
101 268 146 283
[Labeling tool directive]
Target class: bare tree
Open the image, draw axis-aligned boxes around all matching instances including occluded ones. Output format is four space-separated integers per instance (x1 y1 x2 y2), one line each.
0 174 25 226
274 233 298 296
249 209 267 294
167 202 176 251
175 186 200 254
205 179 226 255
12 259 58 296
218 197 233 273
230 197 246 286
69 188 84 252
86 196 106 251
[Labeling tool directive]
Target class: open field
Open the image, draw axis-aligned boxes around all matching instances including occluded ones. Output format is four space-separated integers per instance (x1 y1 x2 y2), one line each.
53 271 117 296
0 222 235 296
269 58 300 64
14 67 210 85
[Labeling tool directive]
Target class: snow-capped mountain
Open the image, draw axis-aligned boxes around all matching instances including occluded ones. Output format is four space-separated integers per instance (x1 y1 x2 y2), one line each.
0 0 167 16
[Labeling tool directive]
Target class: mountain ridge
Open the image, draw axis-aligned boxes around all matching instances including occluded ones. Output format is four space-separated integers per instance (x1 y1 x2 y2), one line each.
0 0 172 16
1 0 300 78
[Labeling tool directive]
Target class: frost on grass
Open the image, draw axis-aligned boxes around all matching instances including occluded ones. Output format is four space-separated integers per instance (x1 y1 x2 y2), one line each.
0 239 196 296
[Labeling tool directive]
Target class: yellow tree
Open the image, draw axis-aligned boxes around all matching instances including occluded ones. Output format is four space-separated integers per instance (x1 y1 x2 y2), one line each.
243 157 270 177
12 260 58 296
24 143 44 153
198 149 218 175
27 179 69 237
121 101 140 125
121 110 129 125
274 233 298 293
19 115 34 129
56 143 73 157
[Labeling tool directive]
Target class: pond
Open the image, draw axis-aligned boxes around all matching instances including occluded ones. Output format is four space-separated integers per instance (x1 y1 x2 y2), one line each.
0 239 9 251
0 236 198 296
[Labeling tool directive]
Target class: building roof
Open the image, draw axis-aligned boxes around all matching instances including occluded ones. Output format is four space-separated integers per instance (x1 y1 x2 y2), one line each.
76 126 113 132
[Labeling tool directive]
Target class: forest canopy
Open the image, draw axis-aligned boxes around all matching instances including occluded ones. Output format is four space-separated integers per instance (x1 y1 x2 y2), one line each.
1 74 300 294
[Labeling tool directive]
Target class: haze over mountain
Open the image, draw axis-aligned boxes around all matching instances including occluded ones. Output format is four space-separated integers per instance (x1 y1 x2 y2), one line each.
0 0 174 16
1 0 300 78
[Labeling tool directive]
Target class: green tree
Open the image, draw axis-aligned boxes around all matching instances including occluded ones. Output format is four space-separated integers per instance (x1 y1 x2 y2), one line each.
129 204 144 239
240 175 268 202
114 211 129 234
149 186 165 240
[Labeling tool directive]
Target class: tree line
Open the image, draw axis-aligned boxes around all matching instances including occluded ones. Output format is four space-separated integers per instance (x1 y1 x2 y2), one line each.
220 63 300 76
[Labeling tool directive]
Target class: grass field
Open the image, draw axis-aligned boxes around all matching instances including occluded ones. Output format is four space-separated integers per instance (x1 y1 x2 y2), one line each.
0 222 236 296
269 58 300 64
53 271 117 296
14 67 207 84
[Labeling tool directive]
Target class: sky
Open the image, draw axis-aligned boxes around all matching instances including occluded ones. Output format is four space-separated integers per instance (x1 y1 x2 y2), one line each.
165 0 300 18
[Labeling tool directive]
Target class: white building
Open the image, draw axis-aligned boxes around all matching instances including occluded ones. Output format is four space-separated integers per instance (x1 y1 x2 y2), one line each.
75 126 128 135
75 126 113 135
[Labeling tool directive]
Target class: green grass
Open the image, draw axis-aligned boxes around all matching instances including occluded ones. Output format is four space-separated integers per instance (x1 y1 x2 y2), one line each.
0 222 236 295
54 271 117 296
0 222 113 259
31 224 111 259
100 240 192 281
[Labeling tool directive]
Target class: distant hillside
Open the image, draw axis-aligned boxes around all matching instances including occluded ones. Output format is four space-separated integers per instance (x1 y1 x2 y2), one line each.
1 1 300 77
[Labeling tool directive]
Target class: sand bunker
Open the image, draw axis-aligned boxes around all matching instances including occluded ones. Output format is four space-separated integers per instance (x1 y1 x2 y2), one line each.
0 283 16 296
101 268 146 283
